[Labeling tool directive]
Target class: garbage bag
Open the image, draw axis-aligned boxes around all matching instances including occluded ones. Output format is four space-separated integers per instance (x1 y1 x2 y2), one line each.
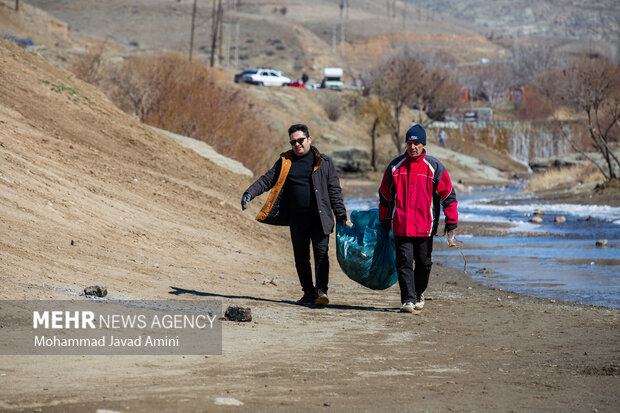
336 209 397 290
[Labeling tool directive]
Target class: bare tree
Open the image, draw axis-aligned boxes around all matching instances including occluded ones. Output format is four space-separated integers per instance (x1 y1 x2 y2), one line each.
360 97 392 170
512 40 562 86
366 47 458 153
559 56 620 180
476 62 512 107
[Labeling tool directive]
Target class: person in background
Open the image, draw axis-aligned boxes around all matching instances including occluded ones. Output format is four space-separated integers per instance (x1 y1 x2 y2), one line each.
241 124 347 306
438 129 448 147
378 124 458 313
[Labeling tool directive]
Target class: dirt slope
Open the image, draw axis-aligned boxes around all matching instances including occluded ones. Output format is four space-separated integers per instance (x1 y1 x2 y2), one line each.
0 38 291 302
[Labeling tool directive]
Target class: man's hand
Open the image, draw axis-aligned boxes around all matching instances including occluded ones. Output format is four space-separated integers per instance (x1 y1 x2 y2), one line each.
241 192 252 210
444 222 457 235
380 220 391 233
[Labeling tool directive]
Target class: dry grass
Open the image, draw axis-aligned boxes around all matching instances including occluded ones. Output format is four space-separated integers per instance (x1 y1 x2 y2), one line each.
527 164 604 192
94 53 274 175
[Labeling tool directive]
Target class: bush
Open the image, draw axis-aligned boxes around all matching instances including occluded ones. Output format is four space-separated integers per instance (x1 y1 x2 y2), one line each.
323 99 342 122
527 164 604 192
69 41 107 84
106 53 274 174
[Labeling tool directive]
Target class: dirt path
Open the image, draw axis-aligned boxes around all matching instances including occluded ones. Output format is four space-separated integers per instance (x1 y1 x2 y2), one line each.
1 261 618 412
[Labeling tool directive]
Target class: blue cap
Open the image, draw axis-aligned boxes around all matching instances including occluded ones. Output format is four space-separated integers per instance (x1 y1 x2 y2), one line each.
405 124 426 145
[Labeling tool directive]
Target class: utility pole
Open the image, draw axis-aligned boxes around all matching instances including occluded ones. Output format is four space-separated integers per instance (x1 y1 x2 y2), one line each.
217 1 224 64
210 0 222 67
234 21 240 68
189 0 197 61
15 0 19 11
225 22 231 67
332 24 337 55
341 22 345 57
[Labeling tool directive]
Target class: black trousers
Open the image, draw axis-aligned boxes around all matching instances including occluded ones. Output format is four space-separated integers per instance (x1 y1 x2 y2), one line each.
289 212 330 294
394 236 434 304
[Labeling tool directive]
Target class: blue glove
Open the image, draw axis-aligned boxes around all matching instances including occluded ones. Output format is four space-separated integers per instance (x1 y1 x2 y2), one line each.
241 192 252 210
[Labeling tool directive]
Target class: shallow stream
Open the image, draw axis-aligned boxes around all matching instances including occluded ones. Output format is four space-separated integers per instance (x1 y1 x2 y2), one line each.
345 187 620 308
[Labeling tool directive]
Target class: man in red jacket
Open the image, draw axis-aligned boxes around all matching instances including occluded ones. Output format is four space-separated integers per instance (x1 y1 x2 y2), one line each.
379 124 458 313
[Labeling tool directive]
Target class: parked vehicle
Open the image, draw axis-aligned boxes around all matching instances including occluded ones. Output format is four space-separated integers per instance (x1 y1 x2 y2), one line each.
234 70 256 83
287 80 306 88
242 68 291 86
321 67 344 90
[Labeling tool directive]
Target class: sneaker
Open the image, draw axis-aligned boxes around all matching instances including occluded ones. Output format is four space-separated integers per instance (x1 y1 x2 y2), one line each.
296 292 317 306
315 289 329 306
414 293 425 310
400 302 414 313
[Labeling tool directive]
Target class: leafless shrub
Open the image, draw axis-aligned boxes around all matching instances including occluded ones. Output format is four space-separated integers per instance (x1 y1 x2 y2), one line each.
323 99 342 122
69 40 107 84
514 91 554 120
106 53 274 174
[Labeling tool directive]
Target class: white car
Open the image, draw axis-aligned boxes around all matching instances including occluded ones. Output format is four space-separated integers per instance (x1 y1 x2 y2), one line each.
242 68 291 86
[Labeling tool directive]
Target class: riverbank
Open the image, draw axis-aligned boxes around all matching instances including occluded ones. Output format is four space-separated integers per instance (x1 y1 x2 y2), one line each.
1 242 618 412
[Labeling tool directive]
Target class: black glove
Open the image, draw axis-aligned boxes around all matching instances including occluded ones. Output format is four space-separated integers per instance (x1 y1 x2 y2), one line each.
380 220 391 232
444 222 457 234
241 192 252 210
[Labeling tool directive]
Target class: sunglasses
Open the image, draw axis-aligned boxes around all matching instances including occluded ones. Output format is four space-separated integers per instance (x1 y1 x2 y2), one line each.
289 137 308 146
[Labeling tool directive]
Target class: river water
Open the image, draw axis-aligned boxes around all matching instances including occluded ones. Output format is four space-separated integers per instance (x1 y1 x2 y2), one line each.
345 187 620 309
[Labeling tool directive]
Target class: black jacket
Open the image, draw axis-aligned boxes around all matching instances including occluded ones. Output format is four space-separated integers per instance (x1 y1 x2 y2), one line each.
245 146 347 235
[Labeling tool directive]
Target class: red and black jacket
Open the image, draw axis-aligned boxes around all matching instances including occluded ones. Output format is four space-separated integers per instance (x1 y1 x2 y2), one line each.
379 150 458 237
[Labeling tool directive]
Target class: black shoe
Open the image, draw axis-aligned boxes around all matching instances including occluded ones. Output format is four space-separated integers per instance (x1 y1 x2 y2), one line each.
296 293 317 306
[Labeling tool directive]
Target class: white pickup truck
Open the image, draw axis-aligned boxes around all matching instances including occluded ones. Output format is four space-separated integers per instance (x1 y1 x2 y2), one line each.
321 67 344 90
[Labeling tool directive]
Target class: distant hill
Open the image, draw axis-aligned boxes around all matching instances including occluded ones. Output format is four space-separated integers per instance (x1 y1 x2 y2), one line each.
410 0 619 43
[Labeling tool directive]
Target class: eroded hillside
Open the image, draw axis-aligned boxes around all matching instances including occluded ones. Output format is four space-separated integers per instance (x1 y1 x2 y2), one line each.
0 38 292 300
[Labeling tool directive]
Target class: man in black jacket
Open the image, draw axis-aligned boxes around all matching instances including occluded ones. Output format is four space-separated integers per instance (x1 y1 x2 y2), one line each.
241 124 347 306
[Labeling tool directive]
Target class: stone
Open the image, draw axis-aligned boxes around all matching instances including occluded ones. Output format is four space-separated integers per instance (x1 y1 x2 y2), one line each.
476 268 496 274
330 149 372 173
554 216 566 223
595 239 608 247
84 285 107 297
214 397 243 406
529 216 543 223
224 306 252 322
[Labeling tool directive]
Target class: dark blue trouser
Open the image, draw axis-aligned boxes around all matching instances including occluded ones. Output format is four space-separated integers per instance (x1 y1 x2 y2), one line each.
289 212 330 294
394 236 434 304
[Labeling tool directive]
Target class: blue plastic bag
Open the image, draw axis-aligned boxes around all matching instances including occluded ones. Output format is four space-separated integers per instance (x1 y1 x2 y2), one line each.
336 209 398 290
